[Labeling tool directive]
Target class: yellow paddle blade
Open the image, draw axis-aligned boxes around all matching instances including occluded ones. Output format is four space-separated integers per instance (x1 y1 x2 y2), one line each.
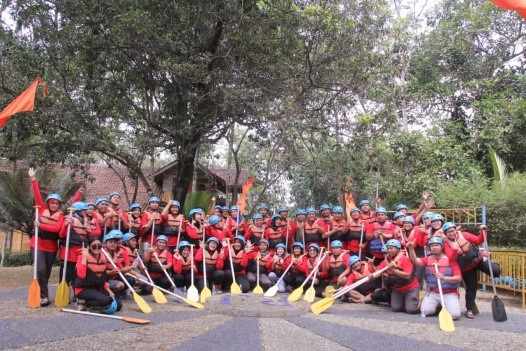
231 282 242 295
310 297 336 315
287 286 304 302
303 287 316 303
324 286 336 297
27 280 41 308
253 285 264 295
152 288 168 304
200 287 212 303
54 281 70 308
132 291 152 313
264 285 278 297
187 286 200 302
419 289 425 299
182 296 206 309
439 308 455 332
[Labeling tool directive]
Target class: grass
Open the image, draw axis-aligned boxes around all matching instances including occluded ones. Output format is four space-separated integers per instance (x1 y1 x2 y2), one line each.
0 265 59 292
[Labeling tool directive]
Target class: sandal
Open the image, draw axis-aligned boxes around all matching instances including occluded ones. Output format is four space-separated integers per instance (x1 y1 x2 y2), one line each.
465 310 475 319
40 297 50 307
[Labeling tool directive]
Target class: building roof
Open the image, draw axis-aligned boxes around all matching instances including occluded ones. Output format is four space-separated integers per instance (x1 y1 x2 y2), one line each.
211 168 250 187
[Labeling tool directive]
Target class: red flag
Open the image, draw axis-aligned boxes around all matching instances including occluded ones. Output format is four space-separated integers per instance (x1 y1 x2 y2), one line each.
490 0 526 10
0 77 47 129
236 177 255 213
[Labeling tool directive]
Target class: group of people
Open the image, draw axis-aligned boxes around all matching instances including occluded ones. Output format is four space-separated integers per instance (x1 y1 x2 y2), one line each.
28 167 499 320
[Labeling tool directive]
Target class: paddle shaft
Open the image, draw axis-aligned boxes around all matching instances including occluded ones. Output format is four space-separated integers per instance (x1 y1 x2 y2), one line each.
61 209 74 283
274 259 295 286
227 239 237 282
434 263 447 309
334 265 390 299
176 217 182 247
155 252 177 288
136 254 155 285
299 252 328 289
101 249 135 292
482 229 498 296
190 245 196 287
134 276 203 308
33 207 39 279
150 221 155 246
358 223 364 258
61 308 150 324
202 246 208 284
256 257 260 285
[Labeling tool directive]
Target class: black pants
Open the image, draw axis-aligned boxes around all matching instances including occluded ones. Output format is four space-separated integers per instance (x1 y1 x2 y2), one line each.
371 288 392 304
196 270 225 291
222 270 251 293
173 271 191 288
59 260 77 285
462 258 501 310
77 288 122 311
143 275 172 294
283 272 307 289
29 248 56 299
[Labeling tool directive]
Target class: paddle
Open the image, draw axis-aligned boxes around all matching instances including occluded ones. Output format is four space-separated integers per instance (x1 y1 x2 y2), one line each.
137 254 167 304
226 239 242 294
61 308 151 324
155 253 185 296
303 270 317 302
288 251 328 302
150 221 155 247
253 257 264 294
324 285 337 298
310 265 389 314
176 217 182 247
134 276 205 309
200 247 212 302
185 245 200 301
28 206 41 308
56 208 74 308
482 229 507 322
358 222 364 259
264 260 295 297
434 263 455 332
101 248 152 313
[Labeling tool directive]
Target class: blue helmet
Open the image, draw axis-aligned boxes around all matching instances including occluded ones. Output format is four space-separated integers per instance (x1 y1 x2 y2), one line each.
358 200 370 207
230 205 240 211
431 214 445 223
403 216 415 225
108 192 120 199
332 206 344 213
102 298 118 315
209 215 221 225
221 206 229 211
331 240 343 248
178 241 191 250
259 238 269 246
428 237 443 246
257 203 269 210
396 204 408 211
234 235 246 245
423 211 434 220
252 213 263 220
375 207 387 214
214 205 222 210
308 243 320 252
320 204 330 211
71 202 88 212
306 207 316 214
129 203 142 211
86 202 96 208
271 214 281 221
206 237 221 249
278 206 289 213
95 197 109 206
295 209 306 216
275 243 286 251
350 207 360 213
148 196 160 204
156 235 168 243
103 230 123 243
442 222 456 233
381 244 388 253
122 233 135 244
292 242 304 250
349 255 360 266
393 211 404 219
45 193 63 203
170 200 181 207
385 239 401 250
189 208 201 217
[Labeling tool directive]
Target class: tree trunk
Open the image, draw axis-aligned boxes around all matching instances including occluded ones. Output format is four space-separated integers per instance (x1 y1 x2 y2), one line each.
172 145 199 208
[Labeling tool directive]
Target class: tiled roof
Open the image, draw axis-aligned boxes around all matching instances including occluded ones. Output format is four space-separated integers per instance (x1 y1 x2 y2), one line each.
211 168 250 187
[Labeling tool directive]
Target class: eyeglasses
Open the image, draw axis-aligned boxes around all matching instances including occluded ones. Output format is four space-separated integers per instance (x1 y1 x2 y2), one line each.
90 244 102 249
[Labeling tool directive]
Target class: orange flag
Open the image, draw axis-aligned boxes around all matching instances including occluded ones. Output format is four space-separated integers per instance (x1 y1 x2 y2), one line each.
236 177 255 213
0 77 47 129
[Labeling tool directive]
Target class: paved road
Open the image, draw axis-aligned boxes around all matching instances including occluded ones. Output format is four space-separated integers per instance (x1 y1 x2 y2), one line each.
0 285 524 351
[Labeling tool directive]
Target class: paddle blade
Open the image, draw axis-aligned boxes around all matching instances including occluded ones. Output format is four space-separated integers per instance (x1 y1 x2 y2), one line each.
303 287 315 303
310 297 335 315
230 282 242 295
200 287 212 303
152 288 168 304
264 285 278 297
491 296 507 322
187 286 200 302
182 297 206 309
27 280 41 308
287 286 303 302
253 285 264 295
55 281 70 308
132 291 152 313
438 308 455 332
419 289 425 300
324 286 336 298
122 317 151 325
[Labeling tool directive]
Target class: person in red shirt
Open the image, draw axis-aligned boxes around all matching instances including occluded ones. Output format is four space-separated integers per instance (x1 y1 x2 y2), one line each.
324 206 349 248
185 208 207 247
247 239 273 291
103 230 132 296
127 203 146 238
108 192 129 232
74 238 122 312
222 236 251 292
265 215 286 253
194 237 225 293
283 242 307 290
407 237 462 320
299 207 324 249
172 240 195 290
347 207 366 258
338 255 377 303
277 206 297 251
268 243 289 292
95 197 115 236
365 207 397 266
28 167 65 306
245 213 266 250
143 235 173 292
161 199 186 252
206 214 232 242
257 203 272 226
358 200 376 224
400 216 427 290
326 240 350 289
304 243 329 297
85 202 102 241
142 197 163 248
374 239 420 314
230 206 247 238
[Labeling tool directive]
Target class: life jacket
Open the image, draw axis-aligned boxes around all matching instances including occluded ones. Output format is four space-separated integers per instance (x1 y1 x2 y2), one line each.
290 255 304 274
129 215 142 236
248 224 265 246
304 221 323 243
61 215 89 248
86 214 101 239
347 220 364 241
384 256 415 289
249 251 271 275
38 209 63 240
198 250 219 275
231 249 245 273
273 254 286 274
370 221 395 253
123 245 138 263
359 211 376 224
146 211 163 235
328 252 347 278
425 255 459 290
106 248 126 278
74 253 108 288
109 209 124 230
330 219 348 242
307 256 325 275
147 249 168 273
164 214 183 237
352 262 377 291
181 256 192 273
267 228 285 249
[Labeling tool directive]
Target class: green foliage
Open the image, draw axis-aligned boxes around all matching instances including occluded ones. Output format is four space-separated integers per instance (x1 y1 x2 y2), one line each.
183 191 214 218
2 250 31 267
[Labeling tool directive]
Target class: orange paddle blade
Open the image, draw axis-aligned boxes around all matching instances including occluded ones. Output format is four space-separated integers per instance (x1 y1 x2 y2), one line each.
27 279 40 308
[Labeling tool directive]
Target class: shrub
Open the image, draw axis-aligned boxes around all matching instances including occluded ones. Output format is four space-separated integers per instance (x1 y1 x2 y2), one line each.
3 251 32 267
